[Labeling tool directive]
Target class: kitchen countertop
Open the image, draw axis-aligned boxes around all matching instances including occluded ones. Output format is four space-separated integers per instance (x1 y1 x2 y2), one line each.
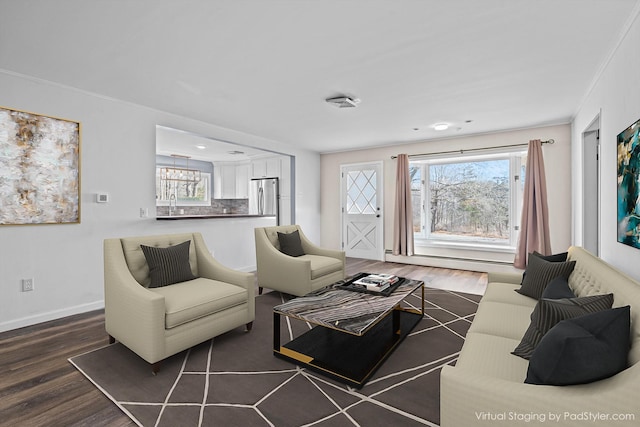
156 214 276 220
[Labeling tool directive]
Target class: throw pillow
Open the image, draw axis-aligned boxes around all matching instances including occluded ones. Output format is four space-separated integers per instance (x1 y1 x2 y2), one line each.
140 240 197 288
541 277 576 299
516 254 576 299
520 251 569 291
277 230 305 257
525 306 630 385
512 293 614 359
532 251 568 263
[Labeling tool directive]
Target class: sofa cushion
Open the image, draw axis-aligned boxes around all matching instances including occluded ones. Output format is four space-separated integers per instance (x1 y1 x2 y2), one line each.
512 293 614 359
456 332 530 382
526 306 631 385
481 283 539 308
541 277 576 299
278 230 305 257
301 254 344 280
516 254 576 299
141 240 197 288
150 278 248 329
468 301 534 341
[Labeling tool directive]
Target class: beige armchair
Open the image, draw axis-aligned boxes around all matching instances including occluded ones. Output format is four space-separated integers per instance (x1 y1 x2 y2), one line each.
254 225 345 296
104 232 254 373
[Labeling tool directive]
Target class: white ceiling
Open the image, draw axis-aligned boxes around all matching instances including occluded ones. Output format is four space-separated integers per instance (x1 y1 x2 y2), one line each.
156 125 276 161
1 0 638 153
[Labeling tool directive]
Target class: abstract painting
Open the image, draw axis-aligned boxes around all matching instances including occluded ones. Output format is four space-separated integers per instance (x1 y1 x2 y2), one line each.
0 106 80 225
617 117 640 248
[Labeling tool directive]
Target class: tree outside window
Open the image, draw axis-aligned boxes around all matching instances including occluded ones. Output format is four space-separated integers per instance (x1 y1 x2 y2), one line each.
411 151 525 248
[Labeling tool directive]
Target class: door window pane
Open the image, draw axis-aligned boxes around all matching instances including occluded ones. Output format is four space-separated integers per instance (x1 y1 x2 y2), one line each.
346 169 377 214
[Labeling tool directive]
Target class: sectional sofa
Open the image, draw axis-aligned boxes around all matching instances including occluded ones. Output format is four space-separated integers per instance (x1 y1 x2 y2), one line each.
441 246 640 426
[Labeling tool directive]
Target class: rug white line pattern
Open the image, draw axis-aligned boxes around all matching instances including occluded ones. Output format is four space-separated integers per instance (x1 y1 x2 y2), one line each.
69 288 481 427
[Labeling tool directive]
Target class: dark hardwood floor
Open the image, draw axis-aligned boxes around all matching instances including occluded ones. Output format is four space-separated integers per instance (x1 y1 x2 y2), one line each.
0 259 486 427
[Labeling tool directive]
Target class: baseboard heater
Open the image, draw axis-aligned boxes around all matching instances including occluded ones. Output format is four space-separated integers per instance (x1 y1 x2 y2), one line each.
384 250 515 266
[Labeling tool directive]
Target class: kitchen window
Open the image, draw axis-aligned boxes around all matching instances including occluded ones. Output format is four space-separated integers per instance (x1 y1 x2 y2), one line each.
156 169 211 206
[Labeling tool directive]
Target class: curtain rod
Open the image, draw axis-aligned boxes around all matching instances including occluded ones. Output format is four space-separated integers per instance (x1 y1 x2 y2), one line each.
390 139 554 159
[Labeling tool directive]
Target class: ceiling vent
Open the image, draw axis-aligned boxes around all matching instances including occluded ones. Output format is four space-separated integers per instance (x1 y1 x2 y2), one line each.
325 96 360 108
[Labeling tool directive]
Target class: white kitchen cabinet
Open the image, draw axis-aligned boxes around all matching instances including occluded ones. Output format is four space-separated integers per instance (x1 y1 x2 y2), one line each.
214 161 250 199
251 157 281 178
235 163 249 198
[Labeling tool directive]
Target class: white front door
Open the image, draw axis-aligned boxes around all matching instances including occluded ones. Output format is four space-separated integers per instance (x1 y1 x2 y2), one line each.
341 162 384 260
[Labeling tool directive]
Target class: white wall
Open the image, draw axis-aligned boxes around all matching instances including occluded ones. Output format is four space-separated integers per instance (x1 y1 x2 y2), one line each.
0 71 321 332
572 5 640 280
321 124 572 273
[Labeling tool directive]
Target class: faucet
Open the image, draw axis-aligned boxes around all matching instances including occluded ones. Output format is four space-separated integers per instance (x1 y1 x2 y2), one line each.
169 194 176 216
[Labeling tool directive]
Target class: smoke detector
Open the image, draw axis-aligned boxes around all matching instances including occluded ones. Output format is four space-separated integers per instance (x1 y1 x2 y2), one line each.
325 96 360 108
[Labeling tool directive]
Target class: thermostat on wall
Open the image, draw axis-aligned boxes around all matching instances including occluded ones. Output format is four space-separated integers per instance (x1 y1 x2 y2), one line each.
96 193 109 203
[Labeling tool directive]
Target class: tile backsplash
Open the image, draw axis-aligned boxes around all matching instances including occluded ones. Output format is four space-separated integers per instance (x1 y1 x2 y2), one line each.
156 199 248 216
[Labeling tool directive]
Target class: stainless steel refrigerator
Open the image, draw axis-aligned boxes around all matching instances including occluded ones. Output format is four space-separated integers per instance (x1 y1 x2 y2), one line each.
249 177 279 224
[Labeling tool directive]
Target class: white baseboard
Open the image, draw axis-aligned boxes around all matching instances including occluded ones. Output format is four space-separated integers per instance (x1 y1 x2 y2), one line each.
385 253 521 274
0 300 105 333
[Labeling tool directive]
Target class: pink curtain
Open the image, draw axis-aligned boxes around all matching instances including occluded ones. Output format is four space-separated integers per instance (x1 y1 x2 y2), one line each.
514 139 551 268
393 154 414 256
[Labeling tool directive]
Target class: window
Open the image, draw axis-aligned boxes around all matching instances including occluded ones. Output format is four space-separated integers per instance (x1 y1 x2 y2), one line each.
410 149 526 250
346 168 377 214
156 169 211 206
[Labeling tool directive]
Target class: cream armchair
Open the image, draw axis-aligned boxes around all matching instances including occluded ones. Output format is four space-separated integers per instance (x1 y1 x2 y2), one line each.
104 232 254 373
254 225 345 296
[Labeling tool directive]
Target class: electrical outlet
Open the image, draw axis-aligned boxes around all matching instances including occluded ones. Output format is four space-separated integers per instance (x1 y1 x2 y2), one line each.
139 207 148 218
22 278 34 292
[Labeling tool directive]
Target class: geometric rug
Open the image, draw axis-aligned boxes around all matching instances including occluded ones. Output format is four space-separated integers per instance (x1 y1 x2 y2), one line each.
69 287 481 427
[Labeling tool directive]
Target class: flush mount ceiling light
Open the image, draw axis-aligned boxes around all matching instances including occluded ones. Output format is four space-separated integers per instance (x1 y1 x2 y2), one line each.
433 123 450 131
195 144 207 150
325 96 361 108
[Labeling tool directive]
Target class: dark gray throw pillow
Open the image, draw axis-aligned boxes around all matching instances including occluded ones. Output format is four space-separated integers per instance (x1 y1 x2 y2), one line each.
516 254 576 299
277 230 305 257
541 277 576 299
525 306 630 385
140 240 197 288
520 251 569 290
532 251 568 263
512 293 614 359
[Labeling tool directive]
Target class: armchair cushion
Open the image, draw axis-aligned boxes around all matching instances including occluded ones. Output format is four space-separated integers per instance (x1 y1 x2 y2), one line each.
304 255 344 279
150 278 249 329
140 240 197 288
277 230 305 257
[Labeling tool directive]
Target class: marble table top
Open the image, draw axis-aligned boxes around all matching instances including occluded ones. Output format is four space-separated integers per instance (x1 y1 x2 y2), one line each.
274 276 423 336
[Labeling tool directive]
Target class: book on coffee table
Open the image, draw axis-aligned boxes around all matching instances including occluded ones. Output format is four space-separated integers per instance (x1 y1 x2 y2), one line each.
352 273 399 292
337 272 405 296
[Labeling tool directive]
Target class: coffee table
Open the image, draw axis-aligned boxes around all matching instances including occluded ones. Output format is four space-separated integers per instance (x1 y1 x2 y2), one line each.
273 274 424 388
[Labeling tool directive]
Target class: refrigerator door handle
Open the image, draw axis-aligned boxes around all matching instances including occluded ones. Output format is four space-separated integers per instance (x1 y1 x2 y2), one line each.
258 187 264 215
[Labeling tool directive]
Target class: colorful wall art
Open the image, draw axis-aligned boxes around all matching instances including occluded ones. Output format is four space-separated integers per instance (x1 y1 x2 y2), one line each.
617 117 640 248
0 106 80 225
